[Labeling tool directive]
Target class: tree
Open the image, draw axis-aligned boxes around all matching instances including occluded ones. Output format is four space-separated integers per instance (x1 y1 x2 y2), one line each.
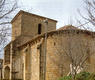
53 30 93 80
0 0 17 55
0 0 17 24
77 0 95 30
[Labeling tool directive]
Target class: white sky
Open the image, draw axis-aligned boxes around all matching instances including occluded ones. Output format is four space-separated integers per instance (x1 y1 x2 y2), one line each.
18 0 84 28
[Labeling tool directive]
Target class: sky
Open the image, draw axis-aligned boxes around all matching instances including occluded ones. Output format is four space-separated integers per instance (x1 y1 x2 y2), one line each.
18 0 85 29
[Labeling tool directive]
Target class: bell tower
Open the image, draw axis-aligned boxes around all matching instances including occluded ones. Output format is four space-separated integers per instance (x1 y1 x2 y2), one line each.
11 10 57 41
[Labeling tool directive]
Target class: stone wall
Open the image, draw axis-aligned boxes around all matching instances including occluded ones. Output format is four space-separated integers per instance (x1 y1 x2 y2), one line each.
46 31 95 80
12 11 57 41
21 13 56 37
4 29 95 80
5 10 95 80
12 14 22 40
31 43 40 80
12 51 24 79
12 30 95 80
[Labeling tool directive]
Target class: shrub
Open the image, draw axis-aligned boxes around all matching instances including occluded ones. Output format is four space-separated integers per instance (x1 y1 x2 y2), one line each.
88 73 95 80
58 71 92 80
75 71 90 80
59 75 72 80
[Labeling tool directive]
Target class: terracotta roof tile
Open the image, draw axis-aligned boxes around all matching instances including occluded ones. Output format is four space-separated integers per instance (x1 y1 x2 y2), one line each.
58 25 78 30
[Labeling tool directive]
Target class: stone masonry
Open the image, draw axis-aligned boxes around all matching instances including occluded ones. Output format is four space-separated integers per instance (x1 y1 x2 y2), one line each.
3 10 95 80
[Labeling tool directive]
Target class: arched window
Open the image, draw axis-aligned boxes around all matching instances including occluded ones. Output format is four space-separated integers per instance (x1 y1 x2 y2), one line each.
38 24 42 34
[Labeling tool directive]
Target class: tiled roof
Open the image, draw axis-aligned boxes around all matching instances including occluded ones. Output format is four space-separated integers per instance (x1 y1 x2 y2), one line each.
58 25 78 30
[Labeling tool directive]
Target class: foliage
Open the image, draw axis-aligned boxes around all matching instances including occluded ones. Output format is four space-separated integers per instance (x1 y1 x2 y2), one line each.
75 71 90 80
59 75 72 80
58 71 95 80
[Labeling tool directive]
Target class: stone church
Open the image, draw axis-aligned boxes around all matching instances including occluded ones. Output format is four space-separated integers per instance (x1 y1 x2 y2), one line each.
3 10 95 80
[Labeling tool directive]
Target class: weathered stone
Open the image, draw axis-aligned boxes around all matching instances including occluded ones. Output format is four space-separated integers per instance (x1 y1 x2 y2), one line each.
3 10 95 80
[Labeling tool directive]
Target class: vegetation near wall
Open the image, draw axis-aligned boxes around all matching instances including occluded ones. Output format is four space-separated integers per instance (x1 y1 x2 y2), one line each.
59 72 95 80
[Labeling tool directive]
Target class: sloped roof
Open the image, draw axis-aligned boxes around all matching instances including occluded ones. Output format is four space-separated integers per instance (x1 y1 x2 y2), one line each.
11 10 57 23
58 25 78 30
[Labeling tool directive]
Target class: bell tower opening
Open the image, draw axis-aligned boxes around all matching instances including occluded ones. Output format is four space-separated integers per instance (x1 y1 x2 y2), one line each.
38 24 42 34
11 10 57 40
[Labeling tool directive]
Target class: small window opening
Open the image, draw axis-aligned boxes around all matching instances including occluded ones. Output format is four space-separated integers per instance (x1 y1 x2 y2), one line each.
54 42 56 46
38 24 42 34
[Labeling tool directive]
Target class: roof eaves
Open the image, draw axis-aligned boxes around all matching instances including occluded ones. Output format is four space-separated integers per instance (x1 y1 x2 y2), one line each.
17 29 95 49
11 10 57 23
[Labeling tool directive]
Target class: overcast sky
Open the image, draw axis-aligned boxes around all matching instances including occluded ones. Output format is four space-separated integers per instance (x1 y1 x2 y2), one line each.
17 0 85 28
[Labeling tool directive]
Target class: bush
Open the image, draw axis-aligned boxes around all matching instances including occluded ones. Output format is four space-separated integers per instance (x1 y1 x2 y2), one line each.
58 71 95 80
88 73 95 80
75 71 90 80
59 75 72 80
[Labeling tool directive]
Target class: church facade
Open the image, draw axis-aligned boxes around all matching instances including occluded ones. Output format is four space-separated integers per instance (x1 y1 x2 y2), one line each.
3 10 95 80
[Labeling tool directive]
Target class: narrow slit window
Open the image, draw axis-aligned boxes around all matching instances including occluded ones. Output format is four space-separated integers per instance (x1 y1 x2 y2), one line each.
38 24 42 34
